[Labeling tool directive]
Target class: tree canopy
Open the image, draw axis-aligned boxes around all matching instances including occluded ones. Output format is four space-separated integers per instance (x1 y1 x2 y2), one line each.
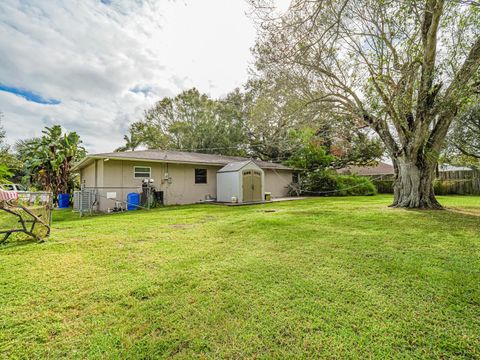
449 105 480 163
119 85 383 166
119 88 248 156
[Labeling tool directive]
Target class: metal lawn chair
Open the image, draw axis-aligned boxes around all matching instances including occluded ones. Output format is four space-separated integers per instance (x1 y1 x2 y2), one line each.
0 190 53 243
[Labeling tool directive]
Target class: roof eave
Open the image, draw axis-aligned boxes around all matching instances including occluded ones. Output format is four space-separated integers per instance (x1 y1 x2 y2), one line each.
73 155 235 171
73 154 295 172
72 156 103 172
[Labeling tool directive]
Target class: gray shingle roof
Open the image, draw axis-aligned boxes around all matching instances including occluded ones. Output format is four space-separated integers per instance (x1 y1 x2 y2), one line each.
75 150 293 171
337 162 394 175
217 160 261 173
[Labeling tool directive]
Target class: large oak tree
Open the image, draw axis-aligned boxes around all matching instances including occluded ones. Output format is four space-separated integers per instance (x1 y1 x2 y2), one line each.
251 0 480 208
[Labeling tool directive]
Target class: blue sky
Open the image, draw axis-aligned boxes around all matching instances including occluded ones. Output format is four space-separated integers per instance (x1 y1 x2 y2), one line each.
0 84 61 105
0 0 288 152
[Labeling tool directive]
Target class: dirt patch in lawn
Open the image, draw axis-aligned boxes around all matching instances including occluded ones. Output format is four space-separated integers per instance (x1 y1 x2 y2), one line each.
169 224 195 229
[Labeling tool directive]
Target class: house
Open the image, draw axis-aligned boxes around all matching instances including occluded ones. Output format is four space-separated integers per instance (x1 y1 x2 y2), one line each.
337 162 394 177
338 161 473 177
72 150 296 211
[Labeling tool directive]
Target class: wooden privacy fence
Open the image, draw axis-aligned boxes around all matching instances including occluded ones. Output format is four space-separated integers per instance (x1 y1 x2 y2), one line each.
370 170 480 195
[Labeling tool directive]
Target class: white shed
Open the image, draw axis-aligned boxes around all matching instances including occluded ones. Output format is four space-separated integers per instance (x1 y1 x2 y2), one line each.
216 161 265 203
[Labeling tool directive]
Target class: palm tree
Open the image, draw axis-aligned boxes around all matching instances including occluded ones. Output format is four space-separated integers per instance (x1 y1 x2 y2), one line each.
114 134 140 152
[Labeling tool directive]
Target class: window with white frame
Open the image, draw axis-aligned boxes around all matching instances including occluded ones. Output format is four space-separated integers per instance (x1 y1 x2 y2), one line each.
134 166 151 179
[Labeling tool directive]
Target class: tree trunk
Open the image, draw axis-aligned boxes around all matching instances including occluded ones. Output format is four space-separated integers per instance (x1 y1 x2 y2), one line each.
391 156 443 209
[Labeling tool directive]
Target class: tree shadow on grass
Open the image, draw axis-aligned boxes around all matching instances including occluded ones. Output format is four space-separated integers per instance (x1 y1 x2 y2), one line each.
403 206 480 235
444 207 480 218
0 237 41 250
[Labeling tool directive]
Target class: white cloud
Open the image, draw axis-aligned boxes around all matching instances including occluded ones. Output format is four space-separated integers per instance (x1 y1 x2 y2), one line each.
0 0 258 152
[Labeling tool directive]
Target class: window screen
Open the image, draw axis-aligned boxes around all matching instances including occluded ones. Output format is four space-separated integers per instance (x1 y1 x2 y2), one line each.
195 169 207 184
134 166 151 178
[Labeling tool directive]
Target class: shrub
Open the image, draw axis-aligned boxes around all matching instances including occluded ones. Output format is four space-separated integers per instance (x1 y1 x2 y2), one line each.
434 180 448 195
0 164 13 183
298 170 377 196
304 171 339 193
372 180 394 194
336 175 377 196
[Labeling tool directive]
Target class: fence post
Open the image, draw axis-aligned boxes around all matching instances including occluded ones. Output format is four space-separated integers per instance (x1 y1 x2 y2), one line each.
79 182 84 217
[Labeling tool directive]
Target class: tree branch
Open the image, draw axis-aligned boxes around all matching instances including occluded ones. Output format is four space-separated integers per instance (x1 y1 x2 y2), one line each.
415 0 444 125
429 35 480 151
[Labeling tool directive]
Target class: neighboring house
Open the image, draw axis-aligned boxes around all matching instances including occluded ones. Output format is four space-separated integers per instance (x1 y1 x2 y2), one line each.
438 164 473 172
337 162 394 177
72 150 296 211
338 162 473 177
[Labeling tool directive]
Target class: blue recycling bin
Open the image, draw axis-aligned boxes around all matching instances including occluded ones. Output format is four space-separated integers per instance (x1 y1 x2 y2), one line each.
58 193 70 208
127 193 140 210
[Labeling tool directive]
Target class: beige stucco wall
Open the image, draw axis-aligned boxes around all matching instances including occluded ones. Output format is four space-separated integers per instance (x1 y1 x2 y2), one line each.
80 161 96 188
162 163 220 205
96 159 104 188
264 169 293 198
102 160 163 188
80 159 104 188
97 160 162 211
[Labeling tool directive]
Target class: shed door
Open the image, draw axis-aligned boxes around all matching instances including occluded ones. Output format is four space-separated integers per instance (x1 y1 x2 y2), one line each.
242 170 262 202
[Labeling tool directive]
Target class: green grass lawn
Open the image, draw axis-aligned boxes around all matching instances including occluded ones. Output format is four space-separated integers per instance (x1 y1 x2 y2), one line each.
1 195 479 358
